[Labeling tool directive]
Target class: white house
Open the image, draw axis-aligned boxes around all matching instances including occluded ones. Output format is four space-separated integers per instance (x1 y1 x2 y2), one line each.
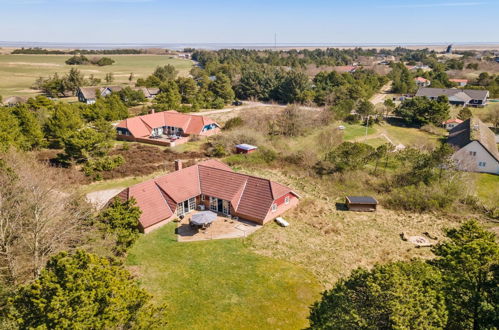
449 79 468 87
414 77 431 87
447 118 499 174
442 118 463 131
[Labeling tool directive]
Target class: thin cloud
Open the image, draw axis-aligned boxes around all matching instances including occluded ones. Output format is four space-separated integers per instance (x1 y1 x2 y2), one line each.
382 2 487 8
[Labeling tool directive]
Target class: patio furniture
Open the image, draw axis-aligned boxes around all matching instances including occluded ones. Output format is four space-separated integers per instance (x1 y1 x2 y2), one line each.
191 211 217 227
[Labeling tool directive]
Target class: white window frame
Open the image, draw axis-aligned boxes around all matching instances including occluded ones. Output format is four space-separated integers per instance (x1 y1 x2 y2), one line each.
478 161 486 167
285 196 290 205
201 194 205 201
271 203 277 212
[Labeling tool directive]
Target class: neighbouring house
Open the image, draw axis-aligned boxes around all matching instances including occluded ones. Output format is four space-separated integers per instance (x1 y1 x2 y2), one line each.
132 87 160 99
114 159 300 233
449 79 468 87
345 196 378 212
116 110 220 147
447 118 499 174
415 87 489 107
442 118 463 130
414 77 431 87
77 86 123 104
2 96 27 106
235 144 258 154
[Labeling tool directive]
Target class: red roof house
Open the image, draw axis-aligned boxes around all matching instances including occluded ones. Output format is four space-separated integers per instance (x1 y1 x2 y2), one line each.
442 118 464 130
115 159 300 233
449 79 468 87
414 77 431 87
116 110 220 147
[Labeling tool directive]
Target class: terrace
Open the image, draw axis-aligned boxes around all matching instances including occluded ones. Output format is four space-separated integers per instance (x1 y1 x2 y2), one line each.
176 210 262 242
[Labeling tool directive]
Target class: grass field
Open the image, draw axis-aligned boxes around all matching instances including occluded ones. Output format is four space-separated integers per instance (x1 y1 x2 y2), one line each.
0 54 193 97
476 173 499 208
127 223 322 330
342 123 376 141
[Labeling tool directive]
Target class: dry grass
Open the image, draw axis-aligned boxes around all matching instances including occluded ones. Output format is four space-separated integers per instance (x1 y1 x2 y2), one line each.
240 167 475 288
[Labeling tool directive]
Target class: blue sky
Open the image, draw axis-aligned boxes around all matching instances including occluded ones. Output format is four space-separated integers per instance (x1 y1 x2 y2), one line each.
0 0 498 44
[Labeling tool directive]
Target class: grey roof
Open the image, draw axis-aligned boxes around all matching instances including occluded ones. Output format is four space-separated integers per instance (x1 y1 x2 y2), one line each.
3 96 27 105
415 87 489 102
448 118 499 162
78 87 99 100
346 196 378 205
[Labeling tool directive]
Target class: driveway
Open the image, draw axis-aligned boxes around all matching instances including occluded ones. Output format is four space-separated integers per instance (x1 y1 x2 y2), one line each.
86 188 122 209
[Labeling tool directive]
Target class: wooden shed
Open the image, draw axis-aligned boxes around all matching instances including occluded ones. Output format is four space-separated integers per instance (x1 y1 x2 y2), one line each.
235 144 258 154
345 196 378 212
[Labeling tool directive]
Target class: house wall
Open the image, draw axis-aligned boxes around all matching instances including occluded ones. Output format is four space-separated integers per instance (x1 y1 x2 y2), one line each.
141 214 177 234
347 203 377 212
452 141 499 174
199 127 221 137
262 194 299 224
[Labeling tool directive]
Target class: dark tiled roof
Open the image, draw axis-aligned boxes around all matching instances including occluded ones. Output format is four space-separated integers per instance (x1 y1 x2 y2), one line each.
448 118 499 161
415 87 489 102
346 196 378 204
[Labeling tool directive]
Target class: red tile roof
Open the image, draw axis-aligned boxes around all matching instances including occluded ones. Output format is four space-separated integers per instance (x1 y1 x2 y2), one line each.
116 160 298 229
449 79 468 83
442 118 464 125
415 77 429 82
116 111 219 138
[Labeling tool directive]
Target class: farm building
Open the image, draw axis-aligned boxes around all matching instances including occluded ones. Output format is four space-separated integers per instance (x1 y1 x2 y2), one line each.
447 118 499 174
235 144 258 154
114 159 300 233
345 196 378 212
116 110 220 147
415 87 489 107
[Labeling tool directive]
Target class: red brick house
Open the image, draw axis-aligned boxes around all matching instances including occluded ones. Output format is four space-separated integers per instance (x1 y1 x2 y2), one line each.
116 110 220 147
115 159 300 233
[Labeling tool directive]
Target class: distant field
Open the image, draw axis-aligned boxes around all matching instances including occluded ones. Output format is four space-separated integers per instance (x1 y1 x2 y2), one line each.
0 54 193 97
127 223 321 329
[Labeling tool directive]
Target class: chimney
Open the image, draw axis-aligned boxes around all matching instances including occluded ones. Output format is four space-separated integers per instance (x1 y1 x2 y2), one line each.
174 160 183 171
150 109 155 114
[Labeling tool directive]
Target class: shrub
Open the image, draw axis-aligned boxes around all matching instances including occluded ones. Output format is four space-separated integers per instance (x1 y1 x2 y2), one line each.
385 181 461 212
83 155 125 179
223 116 244 130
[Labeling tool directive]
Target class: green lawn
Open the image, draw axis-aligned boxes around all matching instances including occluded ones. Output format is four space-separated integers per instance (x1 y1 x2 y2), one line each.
476 173 499 208
342 124 376 141
382 124 442 147
127 223 322 330
0 54 193 97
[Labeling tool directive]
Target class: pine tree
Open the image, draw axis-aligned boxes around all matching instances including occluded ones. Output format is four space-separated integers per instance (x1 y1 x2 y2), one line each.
10 250 167 329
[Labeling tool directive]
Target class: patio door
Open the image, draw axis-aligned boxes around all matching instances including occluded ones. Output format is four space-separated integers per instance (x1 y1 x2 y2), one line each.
222 200 230 215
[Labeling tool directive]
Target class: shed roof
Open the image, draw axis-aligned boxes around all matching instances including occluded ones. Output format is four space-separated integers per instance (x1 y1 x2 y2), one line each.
236 144 258 151
346 196 378 205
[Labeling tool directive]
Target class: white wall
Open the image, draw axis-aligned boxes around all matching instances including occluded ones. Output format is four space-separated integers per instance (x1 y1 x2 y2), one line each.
452 141 499 174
